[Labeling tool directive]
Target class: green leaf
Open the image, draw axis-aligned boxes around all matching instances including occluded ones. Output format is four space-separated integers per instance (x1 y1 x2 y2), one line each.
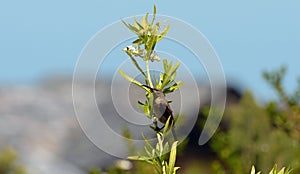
163 116 172 135
157 25 170 42
145 104 151 118
278 168 286 174
161 65 179 89
154 74 159 87
137 101 150 118
162 142 170 157
125 52 146 77
151 5 157 25
134 17 144 30
157 133 164 155
160 59 181 89
159 72 164 83
142 134 155 152
250 166 256 174
132 38 142 44
145 34 157 56
168 141 178 174
144 146 153 158
269 164 277 174
118 69 146 90
163 81 184 94
168 61 173 72
174 167 180 173
148 92 154 117
168 72 177 84
163 59 168 73
128 155 154 165
121 20 140 34
137 100 145 107
128 155 144 160
170 62 180 76
142 13 149 28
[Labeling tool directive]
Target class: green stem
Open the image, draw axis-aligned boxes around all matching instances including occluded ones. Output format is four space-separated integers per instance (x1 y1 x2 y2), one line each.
146 60 153 88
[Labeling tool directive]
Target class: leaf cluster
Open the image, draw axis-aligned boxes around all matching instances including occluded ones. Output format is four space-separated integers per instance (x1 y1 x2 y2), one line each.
118 5 182 131
122 5 170 62
128 133 179 174
118 5 181 174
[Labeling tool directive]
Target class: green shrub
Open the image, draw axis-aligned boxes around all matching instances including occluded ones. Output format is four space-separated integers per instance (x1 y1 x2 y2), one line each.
207 66 300 174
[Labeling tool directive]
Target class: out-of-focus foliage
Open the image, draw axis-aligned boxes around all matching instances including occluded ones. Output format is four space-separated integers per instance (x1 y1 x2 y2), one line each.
207 66 300 174
0 148 27 174
263 66 300 141
88 161 157 174
89 167 102 174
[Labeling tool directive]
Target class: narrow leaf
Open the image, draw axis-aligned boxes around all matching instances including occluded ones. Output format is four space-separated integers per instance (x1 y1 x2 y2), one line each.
142 13 149 28
137 100 145 106
118 69 146 90
121 20 139 34
126 52 146 77
134 17 144 30
132 38 142 44
142 134 155 151
278 168 286 174
163 116 171 135
151 5 157 25
250 166 256 174
157 25 170 42
169 141 178 174
168 72 177 84
161 61 180 89
174 167 180 173
163 81 184 94
163 59 168 73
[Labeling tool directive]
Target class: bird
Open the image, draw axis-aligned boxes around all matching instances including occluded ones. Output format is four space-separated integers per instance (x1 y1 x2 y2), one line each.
142 85 177 140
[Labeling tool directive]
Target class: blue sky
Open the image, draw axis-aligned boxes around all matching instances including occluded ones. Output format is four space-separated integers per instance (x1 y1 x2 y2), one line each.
1 1 300 101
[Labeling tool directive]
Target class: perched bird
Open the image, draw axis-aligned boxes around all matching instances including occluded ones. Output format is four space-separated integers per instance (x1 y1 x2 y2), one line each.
143 85 177 140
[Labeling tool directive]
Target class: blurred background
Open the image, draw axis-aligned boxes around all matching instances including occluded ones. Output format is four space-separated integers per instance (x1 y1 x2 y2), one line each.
1 1 300 174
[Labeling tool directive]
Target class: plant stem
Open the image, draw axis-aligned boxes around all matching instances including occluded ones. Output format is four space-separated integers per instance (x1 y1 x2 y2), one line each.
146 60 153 88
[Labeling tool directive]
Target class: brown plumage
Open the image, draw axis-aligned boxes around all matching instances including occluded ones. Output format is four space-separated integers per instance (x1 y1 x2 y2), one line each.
143 85 177 140
151 88 175 126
